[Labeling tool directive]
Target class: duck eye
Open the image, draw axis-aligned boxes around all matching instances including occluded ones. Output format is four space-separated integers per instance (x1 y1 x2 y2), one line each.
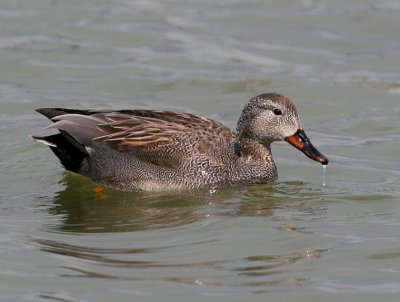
273 108 282 116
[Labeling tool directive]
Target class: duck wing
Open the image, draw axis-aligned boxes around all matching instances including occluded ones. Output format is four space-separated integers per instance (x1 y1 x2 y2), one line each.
36 108 236 169
95 110 236 168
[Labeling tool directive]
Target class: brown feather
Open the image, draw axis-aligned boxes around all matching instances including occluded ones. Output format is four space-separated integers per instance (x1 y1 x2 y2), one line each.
37 108 235 169
90 111 234 168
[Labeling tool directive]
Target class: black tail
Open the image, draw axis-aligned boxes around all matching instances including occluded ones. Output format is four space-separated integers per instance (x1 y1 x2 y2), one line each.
32 134 87 173
35 108 95 120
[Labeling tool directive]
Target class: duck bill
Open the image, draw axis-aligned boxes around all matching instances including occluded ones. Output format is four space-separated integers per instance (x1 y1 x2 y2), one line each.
285 129 329 165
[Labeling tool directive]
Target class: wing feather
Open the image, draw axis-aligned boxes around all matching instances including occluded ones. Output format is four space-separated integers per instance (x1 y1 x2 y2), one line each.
38 108 236 169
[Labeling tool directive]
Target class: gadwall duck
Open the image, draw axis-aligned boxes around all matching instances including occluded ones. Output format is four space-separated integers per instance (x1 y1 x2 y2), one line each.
32 93 328 191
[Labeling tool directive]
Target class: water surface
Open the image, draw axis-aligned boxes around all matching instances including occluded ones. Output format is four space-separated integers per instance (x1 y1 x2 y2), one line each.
1 1 400 301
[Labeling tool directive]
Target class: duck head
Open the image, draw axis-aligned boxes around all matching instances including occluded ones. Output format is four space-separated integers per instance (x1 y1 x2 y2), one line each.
237 93 328 165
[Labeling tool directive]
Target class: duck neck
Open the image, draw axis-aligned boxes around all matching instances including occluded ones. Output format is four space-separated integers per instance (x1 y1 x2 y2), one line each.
234 136 274 165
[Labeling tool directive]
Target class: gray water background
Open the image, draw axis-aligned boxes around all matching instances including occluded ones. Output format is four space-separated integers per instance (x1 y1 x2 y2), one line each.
1 0 400 301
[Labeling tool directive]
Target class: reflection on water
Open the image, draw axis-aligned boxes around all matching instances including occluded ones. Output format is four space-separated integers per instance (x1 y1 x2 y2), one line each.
48 173 328 233
33 236 324 288
49 173 229 233
32 172 331 291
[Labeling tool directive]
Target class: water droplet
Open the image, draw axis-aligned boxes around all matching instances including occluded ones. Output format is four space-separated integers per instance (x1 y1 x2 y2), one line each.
322 164 327 187
209 187 217 194
194 279 203 286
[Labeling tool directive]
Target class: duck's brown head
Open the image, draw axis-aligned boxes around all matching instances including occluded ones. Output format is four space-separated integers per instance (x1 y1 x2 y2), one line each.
237 93 328 165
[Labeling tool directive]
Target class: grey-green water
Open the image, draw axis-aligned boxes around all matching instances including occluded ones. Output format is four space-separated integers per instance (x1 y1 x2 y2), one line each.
1 1 400 301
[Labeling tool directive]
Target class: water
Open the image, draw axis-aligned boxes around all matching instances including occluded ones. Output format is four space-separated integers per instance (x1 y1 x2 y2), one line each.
1 0 400 301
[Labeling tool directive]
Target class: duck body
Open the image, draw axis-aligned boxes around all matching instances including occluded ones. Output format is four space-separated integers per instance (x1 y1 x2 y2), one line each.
32 93 328 191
